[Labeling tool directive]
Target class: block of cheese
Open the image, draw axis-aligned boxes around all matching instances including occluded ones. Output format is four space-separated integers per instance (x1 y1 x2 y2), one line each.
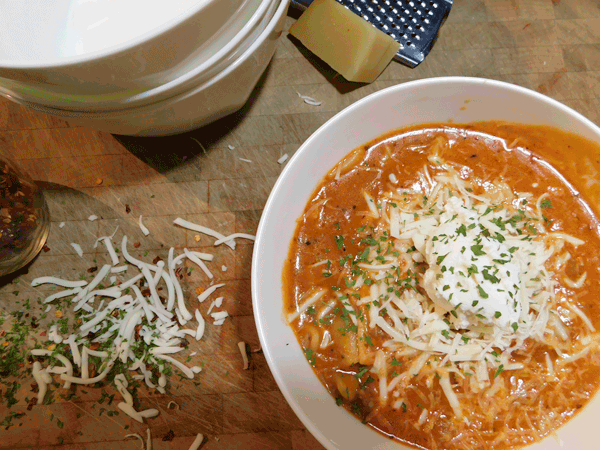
289 0 400 83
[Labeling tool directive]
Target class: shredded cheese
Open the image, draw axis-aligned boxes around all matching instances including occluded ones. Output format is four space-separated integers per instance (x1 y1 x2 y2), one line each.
124 433 144 449
27 214 251 427
213 233 256 247
70 243 83 257
138 215 150 236
173 217 235 249
197 284 225 303
238 341 249 369
188 434 204 450
297 91 323 106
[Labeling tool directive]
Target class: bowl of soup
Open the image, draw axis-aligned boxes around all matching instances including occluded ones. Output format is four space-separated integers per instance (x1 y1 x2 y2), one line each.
252 77 600 450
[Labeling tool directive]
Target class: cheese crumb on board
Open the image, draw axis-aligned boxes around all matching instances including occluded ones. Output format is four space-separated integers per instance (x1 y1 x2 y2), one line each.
124 433 144 449
70 243 83 257
138 215 150 236
188 434 204 450
297 92 322 106
238 341 249 369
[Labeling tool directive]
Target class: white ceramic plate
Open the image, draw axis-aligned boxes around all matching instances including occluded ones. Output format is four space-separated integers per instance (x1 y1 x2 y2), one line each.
252 77 600 450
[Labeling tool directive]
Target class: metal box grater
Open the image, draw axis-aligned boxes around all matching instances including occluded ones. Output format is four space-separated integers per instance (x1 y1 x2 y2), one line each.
290 0 453 68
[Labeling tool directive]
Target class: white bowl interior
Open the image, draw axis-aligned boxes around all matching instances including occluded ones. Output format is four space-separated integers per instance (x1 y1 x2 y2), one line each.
252 77 600 450
0 0 203 61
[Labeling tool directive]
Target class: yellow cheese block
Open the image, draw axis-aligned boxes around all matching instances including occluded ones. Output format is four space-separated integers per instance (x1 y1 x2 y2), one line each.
289 0 400 83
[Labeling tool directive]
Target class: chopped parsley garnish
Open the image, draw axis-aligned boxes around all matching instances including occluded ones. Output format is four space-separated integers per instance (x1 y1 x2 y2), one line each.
471 244 485 256
476 285 489 299
494 364 504 378
355 366 370 378
436 253 449 265
304 349 316 366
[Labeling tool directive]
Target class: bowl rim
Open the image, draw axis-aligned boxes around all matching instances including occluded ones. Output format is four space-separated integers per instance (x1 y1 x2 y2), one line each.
13 0 290 120
2 0 280 111
0 0 270 70
251 76 600 450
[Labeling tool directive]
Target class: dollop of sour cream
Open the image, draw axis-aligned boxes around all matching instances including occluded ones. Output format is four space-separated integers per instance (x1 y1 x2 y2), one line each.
422 196 521 329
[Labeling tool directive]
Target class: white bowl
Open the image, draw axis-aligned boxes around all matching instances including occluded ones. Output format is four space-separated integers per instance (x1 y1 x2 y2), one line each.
252 77 600 450
0 0 266 101
18 0 289 136
34 0 279 112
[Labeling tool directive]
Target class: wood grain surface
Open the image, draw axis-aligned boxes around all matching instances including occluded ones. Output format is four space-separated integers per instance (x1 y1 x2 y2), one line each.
1 0 600 448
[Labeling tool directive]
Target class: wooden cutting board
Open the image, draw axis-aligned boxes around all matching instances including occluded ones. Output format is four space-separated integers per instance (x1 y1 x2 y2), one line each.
1 1 600 448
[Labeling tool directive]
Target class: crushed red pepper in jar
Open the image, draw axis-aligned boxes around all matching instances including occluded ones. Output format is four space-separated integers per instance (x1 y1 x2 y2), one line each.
0 157 49 275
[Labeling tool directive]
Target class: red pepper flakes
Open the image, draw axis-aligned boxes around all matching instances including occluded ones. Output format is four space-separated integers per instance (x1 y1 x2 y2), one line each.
162 430 175 442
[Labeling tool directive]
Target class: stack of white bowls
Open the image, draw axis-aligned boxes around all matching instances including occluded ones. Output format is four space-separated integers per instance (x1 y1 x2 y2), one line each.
0 0 289 135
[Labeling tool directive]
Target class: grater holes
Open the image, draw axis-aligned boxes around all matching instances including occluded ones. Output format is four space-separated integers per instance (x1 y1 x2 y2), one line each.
337 0 450 58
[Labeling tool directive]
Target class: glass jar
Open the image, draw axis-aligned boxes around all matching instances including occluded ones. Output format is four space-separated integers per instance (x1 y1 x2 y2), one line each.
0 156 50 276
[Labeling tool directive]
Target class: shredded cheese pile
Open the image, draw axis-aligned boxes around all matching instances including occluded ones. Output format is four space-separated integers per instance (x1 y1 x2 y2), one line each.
29 217 255 422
